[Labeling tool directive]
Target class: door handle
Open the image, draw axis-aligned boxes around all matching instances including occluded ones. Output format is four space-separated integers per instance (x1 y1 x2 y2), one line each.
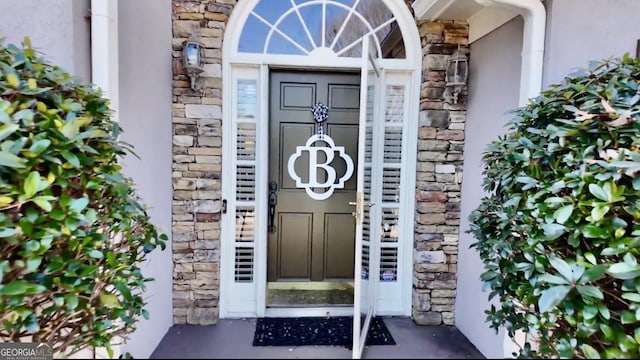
268 181 278 234
349 192 375 222
348 201 375 207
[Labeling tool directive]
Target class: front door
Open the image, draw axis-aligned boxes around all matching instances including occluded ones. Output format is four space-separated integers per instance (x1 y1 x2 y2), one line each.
267 71 361 284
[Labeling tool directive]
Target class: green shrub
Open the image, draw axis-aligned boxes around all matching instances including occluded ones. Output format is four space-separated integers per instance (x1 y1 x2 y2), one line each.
0 38 166 356
469 54 640 358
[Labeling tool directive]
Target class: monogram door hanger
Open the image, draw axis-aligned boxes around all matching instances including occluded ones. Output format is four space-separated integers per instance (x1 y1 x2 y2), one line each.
287 103 355 200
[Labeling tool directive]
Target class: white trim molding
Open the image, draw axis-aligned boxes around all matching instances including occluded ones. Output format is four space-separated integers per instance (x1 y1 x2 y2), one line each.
467 6 518 43
90 0 119 123
413 0 546 105
89 2 121 357
413 0 458 21
476 0 546 105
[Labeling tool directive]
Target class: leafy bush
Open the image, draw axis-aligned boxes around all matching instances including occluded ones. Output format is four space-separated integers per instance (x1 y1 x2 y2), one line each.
469 54 640 358
0 39 166 356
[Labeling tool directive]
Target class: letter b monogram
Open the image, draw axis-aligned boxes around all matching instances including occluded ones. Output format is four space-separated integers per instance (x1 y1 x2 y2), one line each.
288 135 354 200
308 147 337 189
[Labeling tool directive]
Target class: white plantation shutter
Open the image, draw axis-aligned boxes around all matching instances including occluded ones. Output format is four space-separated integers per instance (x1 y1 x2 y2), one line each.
376 84 403 283
234 247 254 282
235 165 256 202
236 123 256 160
383 127 403 163
233 78 258 284
372 79 409 312
379 248 398 281
222 68 263 316
235 207 256 242
381 168 401 203
359 74 409 311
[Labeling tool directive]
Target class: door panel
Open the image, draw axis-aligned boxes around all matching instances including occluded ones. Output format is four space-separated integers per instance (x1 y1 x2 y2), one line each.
268 71 360 283
281 83 316 109
327 124 358 190
280 124 314 189
324 213 356 279
329 85 360 110
277 213 312 279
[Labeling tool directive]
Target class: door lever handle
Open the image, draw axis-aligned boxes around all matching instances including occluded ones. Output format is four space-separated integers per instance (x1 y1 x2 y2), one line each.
268 181 278 234
348 201 375 207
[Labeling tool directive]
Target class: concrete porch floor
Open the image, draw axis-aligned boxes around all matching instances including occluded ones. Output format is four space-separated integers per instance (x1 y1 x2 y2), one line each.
150 317 484 359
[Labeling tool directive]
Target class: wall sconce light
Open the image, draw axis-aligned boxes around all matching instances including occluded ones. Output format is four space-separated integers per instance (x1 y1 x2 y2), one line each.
445 46 468 104
183 33 206 91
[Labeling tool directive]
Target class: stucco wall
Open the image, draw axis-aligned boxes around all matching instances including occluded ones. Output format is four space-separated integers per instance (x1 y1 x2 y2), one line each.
0 0 91 81
457 16 523 359
543 0 640 86
117 0 174 358
71 0 92 82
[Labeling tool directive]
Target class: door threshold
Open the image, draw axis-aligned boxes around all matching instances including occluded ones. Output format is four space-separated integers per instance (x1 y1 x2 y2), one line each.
267 281 354 291
264 306 354 318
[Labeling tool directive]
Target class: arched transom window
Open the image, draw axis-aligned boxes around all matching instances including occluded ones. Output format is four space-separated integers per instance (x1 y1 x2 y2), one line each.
238 0 406 58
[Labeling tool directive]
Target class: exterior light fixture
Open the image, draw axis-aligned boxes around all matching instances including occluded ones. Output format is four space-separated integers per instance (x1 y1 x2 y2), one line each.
445 46 468 104
183 33 206 91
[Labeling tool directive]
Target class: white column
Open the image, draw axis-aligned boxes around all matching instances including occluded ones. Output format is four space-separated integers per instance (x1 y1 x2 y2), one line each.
91 0 119 123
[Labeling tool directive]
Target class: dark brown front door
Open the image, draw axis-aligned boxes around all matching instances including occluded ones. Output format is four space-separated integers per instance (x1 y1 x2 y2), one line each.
268 71 360 282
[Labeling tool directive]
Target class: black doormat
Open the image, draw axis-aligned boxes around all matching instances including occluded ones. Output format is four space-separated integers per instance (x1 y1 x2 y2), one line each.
252 316 395 347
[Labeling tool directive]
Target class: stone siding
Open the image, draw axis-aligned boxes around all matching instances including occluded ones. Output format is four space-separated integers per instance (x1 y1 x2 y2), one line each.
171 0 236 325
413 20 468 326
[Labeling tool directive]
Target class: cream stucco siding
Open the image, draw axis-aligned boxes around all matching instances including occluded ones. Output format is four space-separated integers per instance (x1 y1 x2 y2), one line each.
0 0 91 81
117 0 174 358
543 0 640 86
457 16 524 358
457 1 640 357
0 1 172 357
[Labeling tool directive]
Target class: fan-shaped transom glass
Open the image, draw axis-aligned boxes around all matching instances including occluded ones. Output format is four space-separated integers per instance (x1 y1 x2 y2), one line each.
238 0 406 58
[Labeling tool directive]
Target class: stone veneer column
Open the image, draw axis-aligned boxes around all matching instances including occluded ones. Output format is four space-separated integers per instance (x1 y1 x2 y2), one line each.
171 0 236 325
413 20 468 326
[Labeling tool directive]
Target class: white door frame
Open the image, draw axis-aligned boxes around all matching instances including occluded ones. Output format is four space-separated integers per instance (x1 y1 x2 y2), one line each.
219 0 421 319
